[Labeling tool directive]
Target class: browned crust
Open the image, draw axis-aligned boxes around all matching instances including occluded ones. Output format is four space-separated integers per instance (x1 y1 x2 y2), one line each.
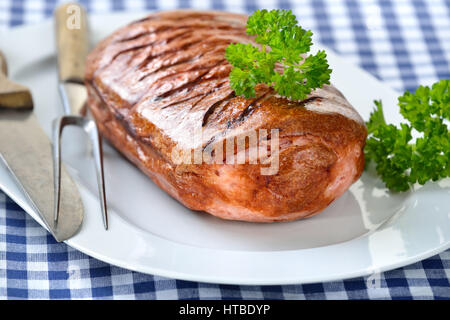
85 10 368 222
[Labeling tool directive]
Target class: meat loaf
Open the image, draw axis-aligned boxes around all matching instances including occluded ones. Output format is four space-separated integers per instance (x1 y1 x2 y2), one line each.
85 10 367 222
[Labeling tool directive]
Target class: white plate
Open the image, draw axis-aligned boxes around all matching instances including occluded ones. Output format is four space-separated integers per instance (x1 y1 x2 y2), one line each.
0 12 449 285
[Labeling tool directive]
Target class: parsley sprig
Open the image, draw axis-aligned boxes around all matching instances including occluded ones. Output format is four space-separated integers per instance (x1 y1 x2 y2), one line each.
225 9 332 100
365 80 450 192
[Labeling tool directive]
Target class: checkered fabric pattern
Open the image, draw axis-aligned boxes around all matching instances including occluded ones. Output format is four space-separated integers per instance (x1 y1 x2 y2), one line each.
0 0 449 300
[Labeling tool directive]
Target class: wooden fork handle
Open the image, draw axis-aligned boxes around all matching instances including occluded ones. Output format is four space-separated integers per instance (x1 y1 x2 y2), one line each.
54 2 89 84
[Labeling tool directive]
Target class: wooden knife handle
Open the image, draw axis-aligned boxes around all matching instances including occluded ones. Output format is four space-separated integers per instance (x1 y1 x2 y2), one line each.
54 3 89 83
0 50 7 76
0 50 34 109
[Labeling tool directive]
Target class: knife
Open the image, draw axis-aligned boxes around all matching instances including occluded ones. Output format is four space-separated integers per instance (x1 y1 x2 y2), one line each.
0 53 84 242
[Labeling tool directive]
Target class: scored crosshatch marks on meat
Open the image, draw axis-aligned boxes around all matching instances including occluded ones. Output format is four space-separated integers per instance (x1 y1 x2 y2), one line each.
171 126 280 175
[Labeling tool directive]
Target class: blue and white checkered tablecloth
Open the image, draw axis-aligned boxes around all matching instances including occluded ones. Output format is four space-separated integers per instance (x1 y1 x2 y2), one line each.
0 0 449 300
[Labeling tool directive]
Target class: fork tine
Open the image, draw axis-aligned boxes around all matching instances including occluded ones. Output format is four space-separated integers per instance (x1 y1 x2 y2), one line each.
85 121 108 230
53 116 108 231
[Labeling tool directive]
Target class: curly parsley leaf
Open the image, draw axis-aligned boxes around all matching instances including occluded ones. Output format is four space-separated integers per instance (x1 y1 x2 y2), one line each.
365 80 450 192
225 9 332 100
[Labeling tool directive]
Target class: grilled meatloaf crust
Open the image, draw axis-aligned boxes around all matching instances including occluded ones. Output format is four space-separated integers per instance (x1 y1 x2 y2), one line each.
85 10 367 222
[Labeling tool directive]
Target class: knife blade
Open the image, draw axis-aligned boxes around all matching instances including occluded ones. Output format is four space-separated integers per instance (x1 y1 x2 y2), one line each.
0 109 84 242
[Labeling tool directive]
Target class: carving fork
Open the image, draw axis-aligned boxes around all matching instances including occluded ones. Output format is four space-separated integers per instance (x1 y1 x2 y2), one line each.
53 3 108 230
